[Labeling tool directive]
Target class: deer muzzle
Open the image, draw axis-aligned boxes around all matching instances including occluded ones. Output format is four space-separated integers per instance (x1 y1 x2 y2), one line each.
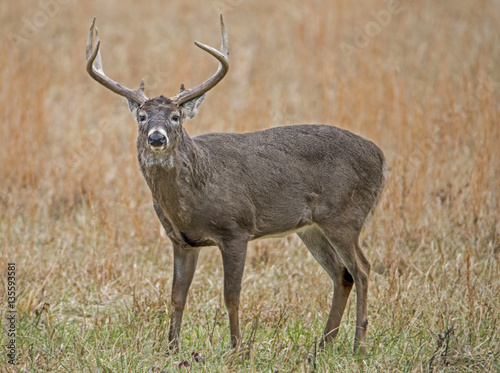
147 129 168 150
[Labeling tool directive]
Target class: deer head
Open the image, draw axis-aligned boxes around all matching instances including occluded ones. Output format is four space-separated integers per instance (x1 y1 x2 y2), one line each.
86 16 228 163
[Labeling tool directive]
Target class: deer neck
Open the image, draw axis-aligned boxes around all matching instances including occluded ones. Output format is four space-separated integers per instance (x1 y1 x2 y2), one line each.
139 132 209 210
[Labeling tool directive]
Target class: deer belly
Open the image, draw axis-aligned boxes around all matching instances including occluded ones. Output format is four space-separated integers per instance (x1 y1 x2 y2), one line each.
253 223 319 240
248 199 317 240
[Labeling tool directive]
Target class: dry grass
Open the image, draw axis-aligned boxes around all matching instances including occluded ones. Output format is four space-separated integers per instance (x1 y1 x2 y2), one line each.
1 0 499 371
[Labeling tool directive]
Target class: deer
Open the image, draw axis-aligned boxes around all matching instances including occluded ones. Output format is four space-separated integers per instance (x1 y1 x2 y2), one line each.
86 16 385 354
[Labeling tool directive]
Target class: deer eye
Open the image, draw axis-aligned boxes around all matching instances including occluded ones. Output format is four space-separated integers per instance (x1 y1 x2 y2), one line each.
139 114 147 122
172 115 180 122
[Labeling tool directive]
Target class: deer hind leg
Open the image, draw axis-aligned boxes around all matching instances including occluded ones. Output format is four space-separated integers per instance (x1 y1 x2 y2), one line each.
298 226 354 348
319 225 371 354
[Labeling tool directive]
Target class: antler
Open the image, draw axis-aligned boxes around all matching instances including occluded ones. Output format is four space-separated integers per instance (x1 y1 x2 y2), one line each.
171 15 229 105
86 17 148 105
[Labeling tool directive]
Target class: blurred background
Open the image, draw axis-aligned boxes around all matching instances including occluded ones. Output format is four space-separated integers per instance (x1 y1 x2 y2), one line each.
0 0 499 369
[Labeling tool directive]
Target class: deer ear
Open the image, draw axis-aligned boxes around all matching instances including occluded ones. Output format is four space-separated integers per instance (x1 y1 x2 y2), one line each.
127 98 141 119
179 94 206 122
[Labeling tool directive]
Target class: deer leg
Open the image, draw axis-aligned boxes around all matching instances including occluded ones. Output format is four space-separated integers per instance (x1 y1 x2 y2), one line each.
320 268 354 348
220 240 248 348
320 226 370 354
351 241 371 352
298 227 354 348
168 243 200 351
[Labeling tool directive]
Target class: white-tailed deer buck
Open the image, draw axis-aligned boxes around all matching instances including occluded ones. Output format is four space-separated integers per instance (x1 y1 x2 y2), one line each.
86 16 385 353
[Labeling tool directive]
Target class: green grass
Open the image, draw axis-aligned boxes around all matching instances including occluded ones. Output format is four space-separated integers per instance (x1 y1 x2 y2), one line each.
1 229 499 371
5 298 499 372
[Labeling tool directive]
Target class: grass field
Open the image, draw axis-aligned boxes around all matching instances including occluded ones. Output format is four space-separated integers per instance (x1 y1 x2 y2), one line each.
1 0 499 371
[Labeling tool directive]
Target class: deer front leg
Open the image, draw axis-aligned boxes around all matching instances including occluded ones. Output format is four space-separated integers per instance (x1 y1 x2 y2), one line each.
220 239 248 348
168 243 200 352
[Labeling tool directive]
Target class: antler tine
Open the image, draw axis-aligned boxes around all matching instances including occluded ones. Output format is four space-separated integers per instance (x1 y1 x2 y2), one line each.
86 17 148 105
219 14 229 57
171 15 229 105
86 17 96 62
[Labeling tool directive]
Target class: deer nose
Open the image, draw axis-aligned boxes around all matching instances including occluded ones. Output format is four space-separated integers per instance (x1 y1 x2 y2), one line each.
148 132 167 147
